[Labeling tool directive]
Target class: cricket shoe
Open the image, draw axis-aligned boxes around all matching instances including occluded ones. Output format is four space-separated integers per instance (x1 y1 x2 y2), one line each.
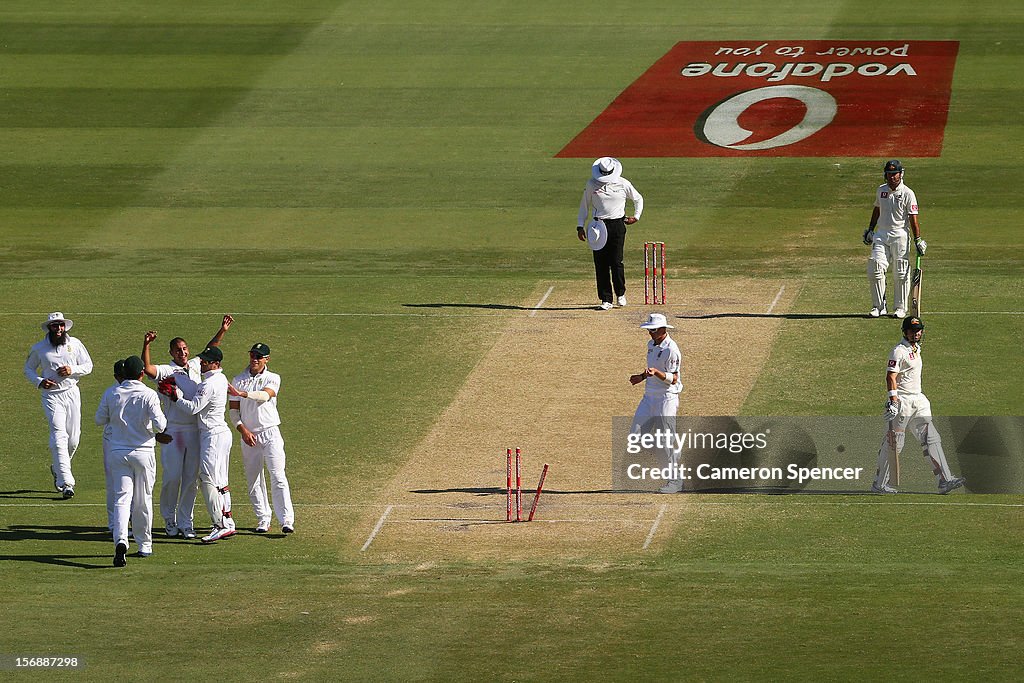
201 526 236 544
135 549 153 558
617 295 628 307
181 528 196 540
165 524 180 538
893 308 906 319
871 482 899 494
255 519 271 533
598 301 614 311
282 525 295 534
869 306 888 318
113 542 128 568
61 486 75 499
659 480 684 494
938 476 966 495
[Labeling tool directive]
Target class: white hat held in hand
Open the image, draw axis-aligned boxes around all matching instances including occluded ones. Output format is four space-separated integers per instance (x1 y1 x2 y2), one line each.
586 219 608 251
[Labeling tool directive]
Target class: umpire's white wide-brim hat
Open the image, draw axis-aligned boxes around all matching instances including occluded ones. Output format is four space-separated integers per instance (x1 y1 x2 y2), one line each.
639 313 673 329
42 311 73 331
586 219 608 251
592 156 622 182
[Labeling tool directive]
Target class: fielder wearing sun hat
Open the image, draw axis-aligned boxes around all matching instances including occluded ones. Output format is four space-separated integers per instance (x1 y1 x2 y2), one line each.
639 312 674 329
42 311 73 331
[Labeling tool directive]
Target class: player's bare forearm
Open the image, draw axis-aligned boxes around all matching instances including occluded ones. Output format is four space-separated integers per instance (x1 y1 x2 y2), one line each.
208 314 234 347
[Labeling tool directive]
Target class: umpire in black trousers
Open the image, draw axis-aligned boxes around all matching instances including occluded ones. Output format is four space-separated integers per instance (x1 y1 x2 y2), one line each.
577 157 644 310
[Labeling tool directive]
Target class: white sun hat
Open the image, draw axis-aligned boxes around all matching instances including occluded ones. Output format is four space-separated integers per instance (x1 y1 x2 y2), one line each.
639 312 673 329
592 157 622 182
586 219 608 250
42 311 73 331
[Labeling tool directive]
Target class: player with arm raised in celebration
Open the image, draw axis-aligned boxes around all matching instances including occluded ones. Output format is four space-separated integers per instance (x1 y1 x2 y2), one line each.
141 315 233 539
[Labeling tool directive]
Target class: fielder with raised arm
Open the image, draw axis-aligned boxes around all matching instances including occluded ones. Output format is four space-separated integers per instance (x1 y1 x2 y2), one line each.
862 160 927 319
228 343 295 534
872 316 965 494
141 315 233 539
159 344 236 543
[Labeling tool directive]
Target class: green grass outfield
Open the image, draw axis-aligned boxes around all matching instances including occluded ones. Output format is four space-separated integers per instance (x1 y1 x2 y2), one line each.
1 1 1022 680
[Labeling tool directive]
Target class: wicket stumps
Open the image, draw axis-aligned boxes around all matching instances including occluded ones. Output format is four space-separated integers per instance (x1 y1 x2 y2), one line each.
644 241 667 305
505 448 549 522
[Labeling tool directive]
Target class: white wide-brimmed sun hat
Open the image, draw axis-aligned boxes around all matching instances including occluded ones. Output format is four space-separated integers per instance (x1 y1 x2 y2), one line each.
639 312 673 329
586 219 608 250
592 156 622 182
42 311 73 331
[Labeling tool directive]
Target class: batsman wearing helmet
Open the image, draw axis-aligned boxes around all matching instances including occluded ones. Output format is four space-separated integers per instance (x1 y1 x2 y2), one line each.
862 160 927 319
871 316 965 494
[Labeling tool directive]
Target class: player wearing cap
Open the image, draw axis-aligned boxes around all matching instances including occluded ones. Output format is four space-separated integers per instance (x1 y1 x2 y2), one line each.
141 315 233 539
871 316 965 494
577 157 644 310
23 312 94 499
862 159 927 318
159 344 236 543
228 343 295 534
95 356 167 566
629 313 684 493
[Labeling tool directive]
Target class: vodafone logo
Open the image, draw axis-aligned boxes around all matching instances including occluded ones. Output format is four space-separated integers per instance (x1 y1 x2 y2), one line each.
557 40 959 158
695 86 837 151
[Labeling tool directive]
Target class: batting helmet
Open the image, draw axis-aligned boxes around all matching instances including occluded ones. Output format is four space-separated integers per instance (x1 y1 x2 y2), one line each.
883 159 904 175
902 316 924 334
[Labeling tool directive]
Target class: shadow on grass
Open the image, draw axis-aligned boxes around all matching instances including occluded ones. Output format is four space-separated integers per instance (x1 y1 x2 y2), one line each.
676 312 870 320
403 303 597 312
0 489 74 501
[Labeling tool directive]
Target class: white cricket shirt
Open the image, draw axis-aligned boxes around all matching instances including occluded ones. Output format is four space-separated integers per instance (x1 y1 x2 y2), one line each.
578 177 644 225
231 368 282 433
95 379 166 450
874 181 918 236
177 369 230 435
887 339 923 395
645 335 683 397
24 335 93 392
155 358 202 426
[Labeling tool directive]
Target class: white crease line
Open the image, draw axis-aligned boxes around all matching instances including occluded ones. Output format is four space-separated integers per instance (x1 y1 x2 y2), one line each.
642 503 668 550
529 285 555 317
360 505 393 552
766 284 786 315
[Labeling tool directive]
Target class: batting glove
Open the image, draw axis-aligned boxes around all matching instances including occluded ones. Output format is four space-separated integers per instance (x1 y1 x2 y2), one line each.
862 228 874 246
915 238 927 255
884 401 900 420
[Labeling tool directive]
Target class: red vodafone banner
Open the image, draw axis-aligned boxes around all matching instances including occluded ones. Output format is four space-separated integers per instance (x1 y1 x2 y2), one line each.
557 41 959 158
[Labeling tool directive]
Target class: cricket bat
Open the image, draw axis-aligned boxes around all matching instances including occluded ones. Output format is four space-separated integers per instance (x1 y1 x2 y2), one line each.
909 254 922 317
887 419 902 486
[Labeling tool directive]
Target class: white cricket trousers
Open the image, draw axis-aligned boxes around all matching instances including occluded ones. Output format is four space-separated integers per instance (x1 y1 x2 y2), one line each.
631 393 680 466
41 386 81 489
241 426 294 527
106 447 156 554
874 393 954 486
198 429 233 530
159 424 201 532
